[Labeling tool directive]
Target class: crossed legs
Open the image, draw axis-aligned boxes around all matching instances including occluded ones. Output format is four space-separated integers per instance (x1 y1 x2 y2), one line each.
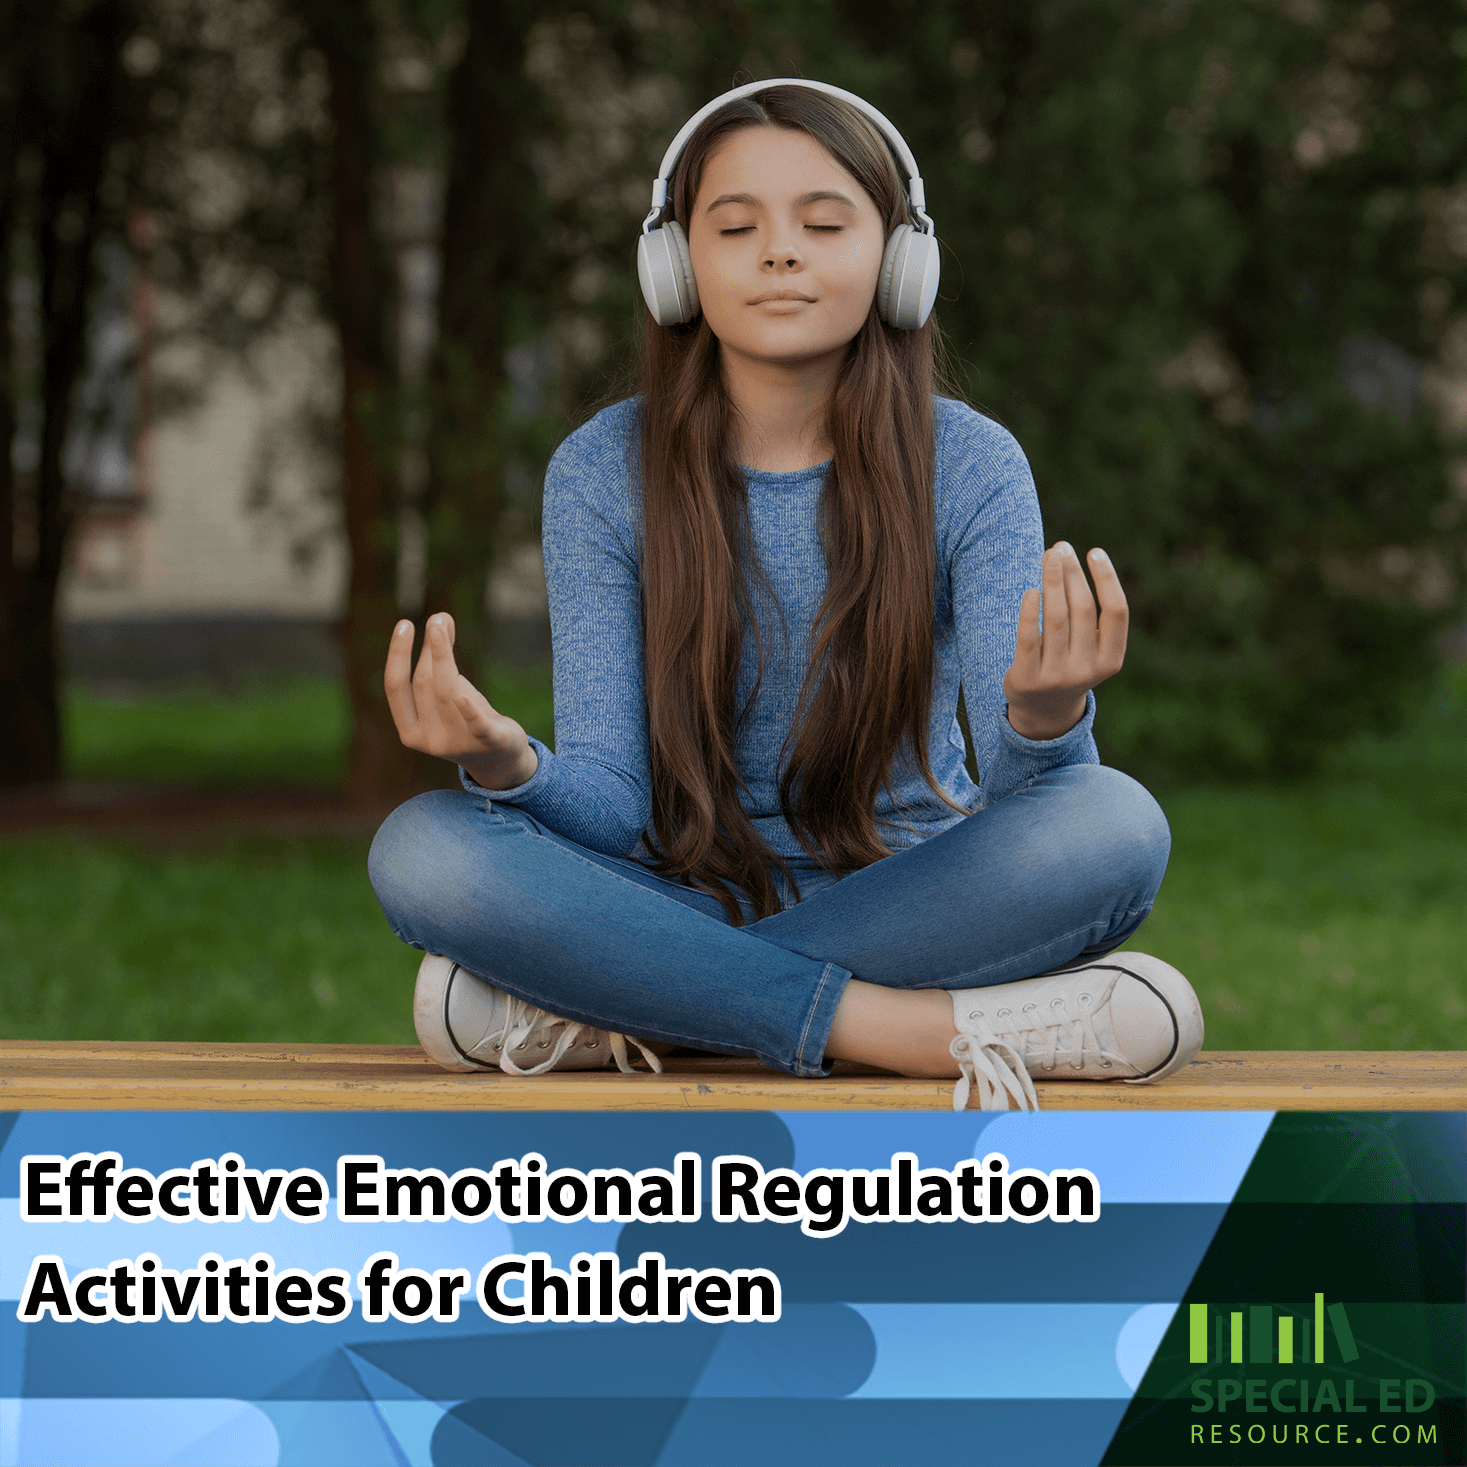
368 764 1171 1079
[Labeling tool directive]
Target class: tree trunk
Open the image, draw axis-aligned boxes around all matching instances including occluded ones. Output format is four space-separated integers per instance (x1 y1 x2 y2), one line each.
0 1 20 778
301 0 418 804
0 0 133 789
419 0 547 681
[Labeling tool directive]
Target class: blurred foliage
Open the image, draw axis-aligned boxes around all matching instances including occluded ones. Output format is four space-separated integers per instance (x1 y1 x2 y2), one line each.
915 0 1467 780
18 0 1467 785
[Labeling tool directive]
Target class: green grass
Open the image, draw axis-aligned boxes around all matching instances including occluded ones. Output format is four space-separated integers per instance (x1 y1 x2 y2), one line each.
1123 662 1467 1050
4 662 1461 1049
0 833 418 1044
66 679 350 786
11 662 556 1044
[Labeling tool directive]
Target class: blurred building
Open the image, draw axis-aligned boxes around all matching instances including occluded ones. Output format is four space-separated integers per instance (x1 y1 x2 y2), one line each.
58 192 549 689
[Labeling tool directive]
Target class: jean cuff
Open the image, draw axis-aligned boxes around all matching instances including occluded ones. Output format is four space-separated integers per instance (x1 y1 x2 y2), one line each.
791 961 854 1077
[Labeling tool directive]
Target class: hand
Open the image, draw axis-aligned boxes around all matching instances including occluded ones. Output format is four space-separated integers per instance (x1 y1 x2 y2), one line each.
384 613 538 789
1003 542 1128 741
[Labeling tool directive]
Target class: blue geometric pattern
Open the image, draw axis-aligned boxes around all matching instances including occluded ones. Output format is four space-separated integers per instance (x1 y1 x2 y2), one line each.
0 1109 1273 1466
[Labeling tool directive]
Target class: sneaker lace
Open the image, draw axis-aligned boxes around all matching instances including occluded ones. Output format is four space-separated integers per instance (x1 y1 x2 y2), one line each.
992 994 1124 1073
949 1015 1039 1112
495 999 664 1077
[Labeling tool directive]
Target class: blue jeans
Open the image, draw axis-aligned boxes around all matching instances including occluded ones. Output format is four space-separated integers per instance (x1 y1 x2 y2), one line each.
367 764 1170 1078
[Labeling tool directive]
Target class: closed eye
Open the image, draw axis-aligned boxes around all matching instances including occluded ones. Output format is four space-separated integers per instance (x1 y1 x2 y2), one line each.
718 225 846 236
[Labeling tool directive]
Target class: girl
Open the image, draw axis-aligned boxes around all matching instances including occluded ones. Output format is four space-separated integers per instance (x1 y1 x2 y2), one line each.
368 81 1204 1111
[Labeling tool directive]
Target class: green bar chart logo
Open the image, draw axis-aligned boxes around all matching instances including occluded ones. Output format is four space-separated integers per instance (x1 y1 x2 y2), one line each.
1188 1294 1359 1365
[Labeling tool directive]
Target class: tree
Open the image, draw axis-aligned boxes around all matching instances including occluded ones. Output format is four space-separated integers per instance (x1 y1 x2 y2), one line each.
418 0 556 681
0 0 556 803
291 0 417 800
0 0 140 787
236 0 572 800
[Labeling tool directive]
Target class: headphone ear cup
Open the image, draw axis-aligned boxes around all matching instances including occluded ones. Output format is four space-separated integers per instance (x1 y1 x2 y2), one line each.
637 219 700 325
877 223 941 329
664 220 699 322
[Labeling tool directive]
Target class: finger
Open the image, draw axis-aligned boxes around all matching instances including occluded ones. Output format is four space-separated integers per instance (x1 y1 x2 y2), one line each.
1041 544 1070 662
411 621 435 692
383 620 420 738
1059 542 1099 662
1012 587 1042 678
427 613 466 713
1087 548 1130 673
454 675 503 748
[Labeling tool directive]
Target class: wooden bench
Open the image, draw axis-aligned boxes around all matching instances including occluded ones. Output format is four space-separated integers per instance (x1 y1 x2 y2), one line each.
1 1041 1462 1110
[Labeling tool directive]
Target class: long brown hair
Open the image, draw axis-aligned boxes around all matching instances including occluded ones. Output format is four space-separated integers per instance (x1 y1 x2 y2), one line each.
637 85 961 923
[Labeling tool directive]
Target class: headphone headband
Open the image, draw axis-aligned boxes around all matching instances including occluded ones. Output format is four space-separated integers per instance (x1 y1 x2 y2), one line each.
641 78 934 238
635 77 941 331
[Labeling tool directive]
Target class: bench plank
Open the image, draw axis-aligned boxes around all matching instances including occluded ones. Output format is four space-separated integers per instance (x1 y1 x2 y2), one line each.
0 1042 1462 1110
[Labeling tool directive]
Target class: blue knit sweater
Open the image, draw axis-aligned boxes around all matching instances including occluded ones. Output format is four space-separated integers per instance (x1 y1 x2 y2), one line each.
466 394 1098 873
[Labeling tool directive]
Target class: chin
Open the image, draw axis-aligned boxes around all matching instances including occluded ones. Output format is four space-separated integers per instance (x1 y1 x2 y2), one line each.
725 324 857 363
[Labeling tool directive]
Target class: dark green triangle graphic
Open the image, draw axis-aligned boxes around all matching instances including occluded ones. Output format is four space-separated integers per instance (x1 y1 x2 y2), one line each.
1101 1113 1466 1465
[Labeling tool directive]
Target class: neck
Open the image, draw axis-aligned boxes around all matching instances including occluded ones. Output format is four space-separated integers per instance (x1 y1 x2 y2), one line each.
721 341 846 473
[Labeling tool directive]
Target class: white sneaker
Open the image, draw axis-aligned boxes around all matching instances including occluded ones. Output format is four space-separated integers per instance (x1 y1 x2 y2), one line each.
413 953 665 1077
949 952 1204 1111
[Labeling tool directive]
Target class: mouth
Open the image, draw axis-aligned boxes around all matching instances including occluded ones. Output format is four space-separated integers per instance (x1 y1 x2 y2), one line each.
750 292 816 304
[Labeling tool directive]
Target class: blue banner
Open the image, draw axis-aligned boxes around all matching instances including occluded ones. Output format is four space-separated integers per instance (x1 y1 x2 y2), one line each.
1 1109 1460 1466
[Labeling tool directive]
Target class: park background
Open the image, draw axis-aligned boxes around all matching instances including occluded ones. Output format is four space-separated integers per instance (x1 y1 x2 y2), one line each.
1 0 1464 1054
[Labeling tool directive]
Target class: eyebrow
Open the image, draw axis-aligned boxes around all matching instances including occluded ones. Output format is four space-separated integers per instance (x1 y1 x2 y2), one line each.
703 189 860 213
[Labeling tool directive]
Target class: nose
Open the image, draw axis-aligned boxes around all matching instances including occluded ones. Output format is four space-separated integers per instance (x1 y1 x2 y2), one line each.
762 229 804 271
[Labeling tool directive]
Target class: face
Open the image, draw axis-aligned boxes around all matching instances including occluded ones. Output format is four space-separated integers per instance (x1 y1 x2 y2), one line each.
685 125 887 368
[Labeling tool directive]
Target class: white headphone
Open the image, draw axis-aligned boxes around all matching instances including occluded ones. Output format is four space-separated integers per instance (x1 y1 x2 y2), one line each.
636 78 941 331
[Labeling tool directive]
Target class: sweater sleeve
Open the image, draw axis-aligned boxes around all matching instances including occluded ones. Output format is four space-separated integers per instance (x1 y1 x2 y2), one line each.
459 405 652 855
937 400 1099 807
